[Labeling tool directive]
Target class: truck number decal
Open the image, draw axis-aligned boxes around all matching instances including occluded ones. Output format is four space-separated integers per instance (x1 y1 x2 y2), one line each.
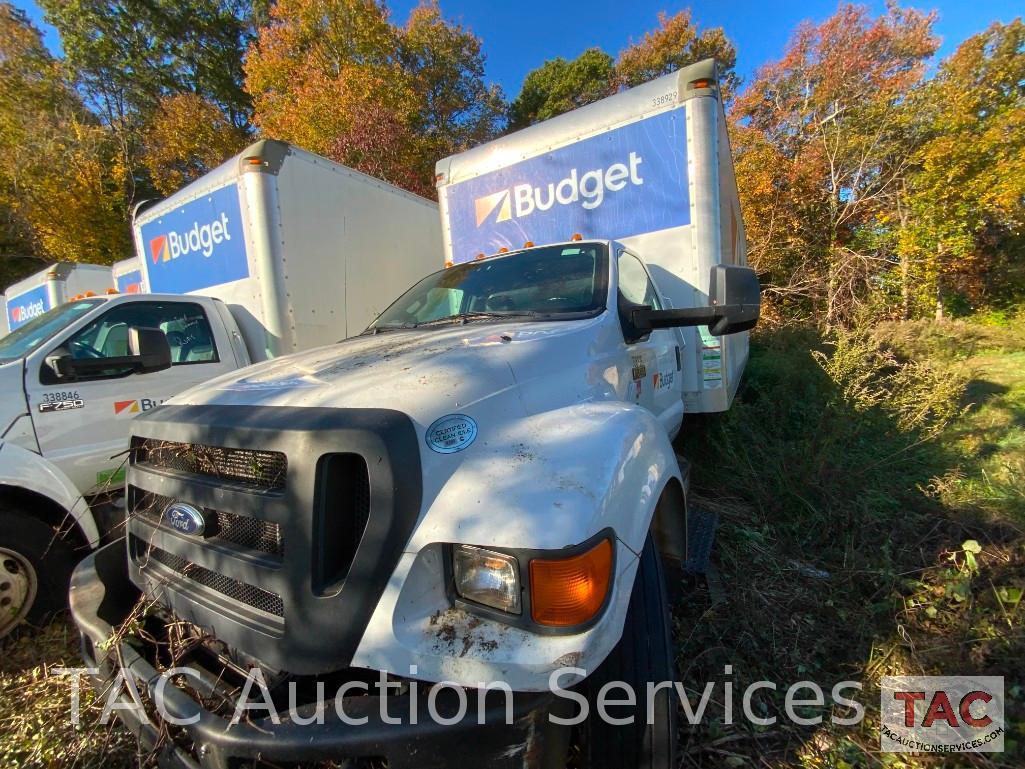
42 390 81 403
652 90 678 108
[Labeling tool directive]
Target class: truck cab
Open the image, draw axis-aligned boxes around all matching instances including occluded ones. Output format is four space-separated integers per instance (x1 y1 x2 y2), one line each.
0 292 247 635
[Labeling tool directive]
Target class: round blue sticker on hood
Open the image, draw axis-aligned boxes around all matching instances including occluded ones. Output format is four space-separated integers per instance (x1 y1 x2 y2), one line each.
426 414 477 454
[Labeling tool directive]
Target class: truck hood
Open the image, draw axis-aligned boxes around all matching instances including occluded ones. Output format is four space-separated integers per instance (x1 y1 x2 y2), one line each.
169 316 617 424
0 359 29 436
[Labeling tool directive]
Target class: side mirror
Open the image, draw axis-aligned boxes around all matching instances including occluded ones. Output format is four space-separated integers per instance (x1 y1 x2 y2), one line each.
56 326 172 378
632 265 760 336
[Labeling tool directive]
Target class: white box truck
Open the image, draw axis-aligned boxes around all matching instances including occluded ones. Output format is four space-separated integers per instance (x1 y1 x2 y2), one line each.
437 60 748 413
0 140 441 637
135 140 440 361
71 60 760 769
4 262 114 331
112 256 145 294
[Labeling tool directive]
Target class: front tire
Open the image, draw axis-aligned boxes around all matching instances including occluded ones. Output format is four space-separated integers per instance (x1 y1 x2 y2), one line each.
576 534 677 769
0 509 78 638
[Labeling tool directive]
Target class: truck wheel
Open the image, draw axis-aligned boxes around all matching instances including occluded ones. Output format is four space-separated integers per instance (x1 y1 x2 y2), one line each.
576 534 677 769
0 510 78 638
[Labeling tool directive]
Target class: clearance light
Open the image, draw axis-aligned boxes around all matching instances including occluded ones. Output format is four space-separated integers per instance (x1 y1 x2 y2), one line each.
690 78 712 89
474 253 486 261
498 247 509 253
444 260 454 268
530 538 613 627
83 291 96 297
453 545 521 614
524 241 535 248
246 157 263 166
105 288 118 294
571 233 583 241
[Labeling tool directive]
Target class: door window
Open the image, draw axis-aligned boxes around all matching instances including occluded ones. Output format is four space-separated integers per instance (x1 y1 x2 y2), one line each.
618 251 662 309
43 301 218 383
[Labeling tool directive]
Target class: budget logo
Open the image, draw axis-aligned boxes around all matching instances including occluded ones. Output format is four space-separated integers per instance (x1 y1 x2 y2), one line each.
472 152 645 228
149 234 169 264
113 398 161 415
10 299 46 325
148 213 233 266
881 676 1004 753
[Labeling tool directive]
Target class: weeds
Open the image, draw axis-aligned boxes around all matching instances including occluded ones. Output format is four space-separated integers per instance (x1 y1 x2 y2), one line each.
675 319 1025 767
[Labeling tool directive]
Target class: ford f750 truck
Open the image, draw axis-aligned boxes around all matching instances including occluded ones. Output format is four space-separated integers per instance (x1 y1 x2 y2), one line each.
0 142 440 637
70 60 758 768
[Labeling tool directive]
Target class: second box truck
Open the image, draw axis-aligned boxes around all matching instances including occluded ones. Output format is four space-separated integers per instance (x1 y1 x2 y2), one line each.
0 140 440 637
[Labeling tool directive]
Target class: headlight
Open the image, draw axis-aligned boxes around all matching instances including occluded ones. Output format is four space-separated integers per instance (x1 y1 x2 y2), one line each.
452 545 521 614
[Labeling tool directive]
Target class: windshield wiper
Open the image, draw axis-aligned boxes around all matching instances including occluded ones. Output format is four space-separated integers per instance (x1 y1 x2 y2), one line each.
414 311 539 327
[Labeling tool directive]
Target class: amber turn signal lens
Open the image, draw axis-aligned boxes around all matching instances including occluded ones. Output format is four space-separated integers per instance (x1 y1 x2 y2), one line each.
529 538 613 627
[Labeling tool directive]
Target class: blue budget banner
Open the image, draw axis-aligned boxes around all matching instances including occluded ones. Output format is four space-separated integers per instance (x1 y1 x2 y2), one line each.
141 182 249 293
116 269 143 294
444 107 689 262
8 283 51 329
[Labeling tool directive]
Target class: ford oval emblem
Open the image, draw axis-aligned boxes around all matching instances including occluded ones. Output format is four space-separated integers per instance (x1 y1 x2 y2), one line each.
426 414 478 454
163 501 206 536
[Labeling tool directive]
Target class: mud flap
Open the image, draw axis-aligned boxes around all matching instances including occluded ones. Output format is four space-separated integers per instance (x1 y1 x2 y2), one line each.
683 504 718 575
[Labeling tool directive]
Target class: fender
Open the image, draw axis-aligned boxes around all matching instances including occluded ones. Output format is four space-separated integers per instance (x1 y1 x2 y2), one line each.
351 401 682 691
0 440 99 546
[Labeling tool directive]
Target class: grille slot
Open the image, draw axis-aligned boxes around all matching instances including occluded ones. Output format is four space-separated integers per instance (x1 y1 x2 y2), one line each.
134 538 284 617
312 453 371 595
130 487 283 557
133 438 287 492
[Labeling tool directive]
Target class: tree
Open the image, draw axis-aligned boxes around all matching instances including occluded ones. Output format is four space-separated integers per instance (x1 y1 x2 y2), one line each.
141 93 250 195
0 3 131 268
616 11 739 100
39 0 256 127
507 49 615 129
400 2 504 155
897 20 1025 316
244 0 501 196
733 3 938 324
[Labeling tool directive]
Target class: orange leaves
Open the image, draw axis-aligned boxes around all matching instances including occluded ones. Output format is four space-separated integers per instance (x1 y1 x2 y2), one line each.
141 94 249 196
243 0 500 197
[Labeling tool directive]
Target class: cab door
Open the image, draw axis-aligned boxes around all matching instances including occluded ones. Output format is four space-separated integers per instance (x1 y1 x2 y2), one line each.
617 248 684 437
25 299 236 495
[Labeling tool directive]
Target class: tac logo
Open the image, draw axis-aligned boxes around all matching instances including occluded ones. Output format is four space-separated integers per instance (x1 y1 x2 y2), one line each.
881 676 1004 753
472 152 645 228
148 212 232 265
113 398 162 415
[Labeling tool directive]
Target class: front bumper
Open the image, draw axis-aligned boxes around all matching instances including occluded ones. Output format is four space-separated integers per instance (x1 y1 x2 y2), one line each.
70 541 566 769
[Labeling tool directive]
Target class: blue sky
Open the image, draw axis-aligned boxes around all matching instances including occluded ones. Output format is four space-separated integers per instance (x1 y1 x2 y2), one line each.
12 0 1023 97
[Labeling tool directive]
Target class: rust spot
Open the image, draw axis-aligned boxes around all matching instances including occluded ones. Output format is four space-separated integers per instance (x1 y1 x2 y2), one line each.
552 651 582 668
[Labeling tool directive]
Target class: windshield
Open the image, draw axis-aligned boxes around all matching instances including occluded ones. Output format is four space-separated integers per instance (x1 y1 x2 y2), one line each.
0 299 103 362
370 243 608 330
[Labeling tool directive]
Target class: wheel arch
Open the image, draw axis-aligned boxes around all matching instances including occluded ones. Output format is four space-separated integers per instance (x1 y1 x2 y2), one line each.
0 442 98 547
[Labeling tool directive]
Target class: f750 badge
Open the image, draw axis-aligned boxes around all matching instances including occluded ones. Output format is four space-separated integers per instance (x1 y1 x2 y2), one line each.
38 399 84 413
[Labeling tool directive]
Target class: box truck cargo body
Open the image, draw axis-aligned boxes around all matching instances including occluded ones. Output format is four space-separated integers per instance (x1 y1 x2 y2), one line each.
436 60 747 412
5 263 113 331
134 140 441 362
112 256 145 294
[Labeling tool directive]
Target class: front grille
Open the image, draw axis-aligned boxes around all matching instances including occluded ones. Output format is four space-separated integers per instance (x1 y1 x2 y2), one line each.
130 487 283 557
133 438 287 492
135 539 284 617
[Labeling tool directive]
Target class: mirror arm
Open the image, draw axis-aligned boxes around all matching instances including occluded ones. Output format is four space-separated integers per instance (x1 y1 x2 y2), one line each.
633 304 760 334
